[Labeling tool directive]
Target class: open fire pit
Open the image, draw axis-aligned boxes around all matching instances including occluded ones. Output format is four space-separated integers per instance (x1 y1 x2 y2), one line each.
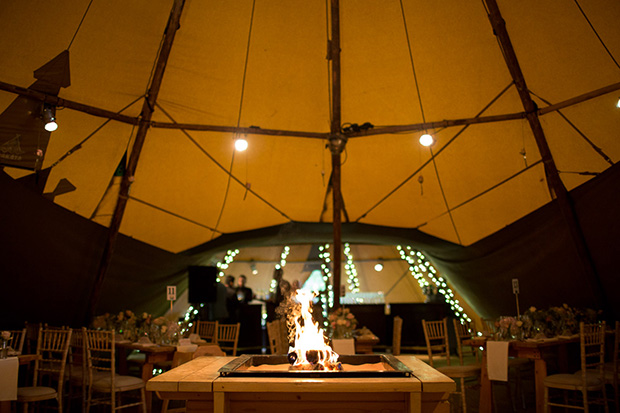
219 354 413 378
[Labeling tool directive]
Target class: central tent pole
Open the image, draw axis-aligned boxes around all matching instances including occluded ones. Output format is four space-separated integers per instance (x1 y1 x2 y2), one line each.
85 0 186 324
329 0 345 310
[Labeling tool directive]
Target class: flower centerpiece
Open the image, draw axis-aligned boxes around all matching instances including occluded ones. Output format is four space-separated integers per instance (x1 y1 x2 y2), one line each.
1 331 11 358
495 316 523 340
328 307 357 339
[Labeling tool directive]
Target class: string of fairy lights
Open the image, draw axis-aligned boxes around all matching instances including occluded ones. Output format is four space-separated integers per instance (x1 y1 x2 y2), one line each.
269 246 291 295
181 244 469 336
216 249 240 279
318 244 334 325
343 243 361 293
396 245 471 324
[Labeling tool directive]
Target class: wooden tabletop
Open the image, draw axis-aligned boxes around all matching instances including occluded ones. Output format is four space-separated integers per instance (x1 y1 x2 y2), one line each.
147 355 455 394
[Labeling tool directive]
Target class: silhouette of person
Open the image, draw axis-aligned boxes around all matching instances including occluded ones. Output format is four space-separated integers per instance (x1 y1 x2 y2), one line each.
236 274 254 304
224 275 239 323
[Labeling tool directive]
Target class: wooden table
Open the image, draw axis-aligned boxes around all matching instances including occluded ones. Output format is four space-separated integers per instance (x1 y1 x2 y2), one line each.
116 342 176 412
147 355 456 413
465 336 580 413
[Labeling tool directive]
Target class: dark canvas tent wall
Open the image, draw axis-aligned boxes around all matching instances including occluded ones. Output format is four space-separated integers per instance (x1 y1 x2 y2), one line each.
0 1 619 326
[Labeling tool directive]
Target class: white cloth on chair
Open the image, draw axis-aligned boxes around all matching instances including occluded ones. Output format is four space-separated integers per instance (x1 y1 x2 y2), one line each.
0 357 19 400
487 341 509 381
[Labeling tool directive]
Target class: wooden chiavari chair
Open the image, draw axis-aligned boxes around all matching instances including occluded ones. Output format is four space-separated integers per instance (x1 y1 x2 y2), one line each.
422 318 480 413
544 321 608 413
17 327 72 412
82 328 147 412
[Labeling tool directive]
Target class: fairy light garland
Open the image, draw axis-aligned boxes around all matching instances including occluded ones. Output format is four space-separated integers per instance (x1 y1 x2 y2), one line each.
216 249 240 280
318 243 334 325
269 246 291 295
343 243 360 293
396 245 472 324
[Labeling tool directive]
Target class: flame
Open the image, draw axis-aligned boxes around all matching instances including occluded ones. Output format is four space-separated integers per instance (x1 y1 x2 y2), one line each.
288 289 341 370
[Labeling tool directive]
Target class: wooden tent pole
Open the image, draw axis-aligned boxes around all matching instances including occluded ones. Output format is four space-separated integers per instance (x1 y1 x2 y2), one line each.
85 0 186 324
484 0 607 310
2 77 617 140
329 0 344 311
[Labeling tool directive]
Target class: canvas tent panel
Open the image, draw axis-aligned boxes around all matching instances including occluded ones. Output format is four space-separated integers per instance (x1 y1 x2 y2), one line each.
450 164 550 246
500 1 620 102
44 116 133 217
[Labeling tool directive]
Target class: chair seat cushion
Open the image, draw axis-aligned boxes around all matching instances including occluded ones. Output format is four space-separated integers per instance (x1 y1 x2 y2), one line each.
92 374 145 392
436 364 481 378
17 386 57 401
544 373 603 390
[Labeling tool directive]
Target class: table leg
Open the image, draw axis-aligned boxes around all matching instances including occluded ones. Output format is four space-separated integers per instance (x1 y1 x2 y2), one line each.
142 360 154 413
214 392 227 413
479 349 493 413
534 358 547 413
409 392 421 413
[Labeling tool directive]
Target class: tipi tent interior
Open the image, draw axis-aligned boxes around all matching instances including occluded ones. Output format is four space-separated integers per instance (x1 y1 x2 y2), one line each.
1 0 619 337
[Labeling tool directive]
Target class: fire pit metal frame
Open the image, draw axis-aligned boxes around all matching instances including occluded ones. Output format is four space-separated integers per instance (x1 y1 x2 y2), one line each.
219 354 413 378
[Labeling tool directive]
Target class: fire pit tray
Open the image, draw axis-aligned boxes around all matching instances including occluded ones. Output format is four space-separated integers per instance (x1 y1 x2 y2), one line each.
219 354 413 378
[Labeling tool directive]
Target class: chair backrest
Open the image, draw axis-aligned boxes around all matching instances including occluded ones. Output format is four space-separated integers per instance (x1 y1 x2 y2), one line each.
392 316 403 356
194 321 218 344
68 328 86 376
267 319 288 355
217 323 240 356
193 344 226 358
579 321 606 377
33 327 73 390
82 328 116 386
266 321 278 354
421 318 450 367
6 328 27 354
452 318 478 364
480 318 496 336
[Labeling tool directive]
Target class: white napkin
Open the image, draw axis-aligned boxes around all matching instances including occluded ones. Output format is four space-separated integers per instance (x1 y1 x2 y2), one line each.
189 333 206 344
487 341 509 382
331 338 355 355
0 357 19 401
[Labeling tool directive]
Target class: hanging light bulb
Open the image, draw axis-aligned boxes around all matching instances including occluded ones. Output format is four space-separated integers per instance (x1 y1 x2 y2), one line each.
616 97 620 108
235 138 248 151
42 105 58 132
419 133 434 147
374 261 384 272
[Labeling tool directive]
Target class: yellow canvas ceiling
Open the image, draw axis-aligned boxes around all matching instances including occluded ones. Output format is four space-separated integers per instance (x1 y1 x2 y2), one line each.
1 0 619 253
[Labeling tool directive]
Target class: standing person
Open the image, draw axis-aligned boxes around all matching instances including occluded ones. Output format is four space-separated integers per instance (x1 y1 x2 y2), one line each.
224 275 239 323
236 274 254 304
